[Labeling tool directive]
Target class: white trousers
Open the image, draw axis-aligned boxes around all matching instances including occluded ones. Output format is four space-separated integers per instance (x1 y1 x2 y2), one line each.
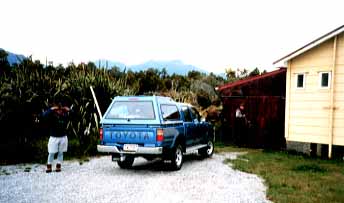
48 136 68 153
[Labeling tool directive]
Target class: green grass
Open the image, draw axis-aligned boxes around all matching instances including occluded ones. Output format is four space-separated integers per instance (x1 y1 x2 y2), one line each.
217 145 344 203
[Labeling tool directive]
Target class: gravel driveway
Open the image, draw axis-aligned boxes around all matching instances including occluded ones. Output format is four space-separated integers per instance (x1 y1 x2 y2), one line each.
0 153 270 203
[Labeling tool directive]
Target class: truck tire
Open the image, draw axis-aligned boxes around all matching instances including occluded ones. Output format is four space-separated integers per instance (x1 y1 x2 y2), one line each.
117 156 135 169
198 140 214 158
170 144 183 170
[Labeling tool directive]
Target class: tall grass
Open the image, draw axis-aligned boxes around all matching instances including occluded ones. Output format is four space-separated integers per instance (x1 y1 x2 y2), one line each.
0 60 137 163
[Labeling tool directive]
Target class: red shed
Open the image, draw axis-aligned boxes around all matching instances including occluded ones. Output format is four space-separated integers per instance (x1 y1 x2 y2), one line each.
217 68 287 149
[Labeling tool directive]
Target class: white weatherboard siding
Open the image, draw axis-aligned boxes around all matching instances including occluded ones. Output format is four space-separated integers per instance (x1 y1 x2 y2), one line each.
285 32 344 151
333 33 344 145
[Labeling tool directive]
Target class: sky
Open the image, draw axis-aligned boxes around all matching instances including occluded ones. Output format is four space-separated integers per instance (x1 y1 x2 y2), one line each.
1 0 343 73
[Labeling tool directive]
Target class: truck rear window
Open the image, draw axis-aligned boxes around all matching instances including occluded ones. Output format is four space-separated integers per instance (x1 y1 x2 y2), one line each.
105 101 155 119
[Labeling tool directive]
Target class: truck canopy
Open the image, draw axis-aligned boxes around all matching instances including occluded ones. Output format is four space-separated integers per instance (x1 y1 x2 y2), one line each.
101 95 181 125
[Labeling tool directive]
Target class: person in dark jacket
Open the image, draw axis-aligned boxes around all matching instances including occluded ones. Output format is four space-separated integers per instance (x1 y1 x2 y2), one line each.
43 102 71 173
235 103 247 146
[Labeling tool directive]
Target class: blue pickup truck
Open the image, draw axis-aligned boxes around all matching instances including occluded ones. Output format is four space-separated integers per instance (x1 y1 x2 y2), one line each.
97 95 214 170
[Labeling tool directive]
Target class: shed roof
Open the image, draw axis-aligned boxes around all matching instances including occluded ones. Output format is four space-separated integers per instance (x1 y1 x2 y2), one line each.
273 25 344 65
216 68 286 91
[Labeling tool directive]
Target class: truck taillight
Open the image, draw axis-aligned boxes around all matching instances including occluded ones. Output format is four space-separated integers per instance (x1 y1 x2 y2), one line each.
156 129 164 142
99 128 103 141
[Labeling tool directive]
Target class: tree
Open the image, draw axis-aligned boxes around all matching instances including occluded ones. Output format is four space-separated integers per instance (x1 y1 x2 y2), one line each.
0 49 8 63
87 62 97 72
164 79 172 90
191 80 218 109
160 67 168 79
0 49 10 75
170 74 190 91
249 67 260 77
202 72 226 87
138 68 161 94
237 68 249 79
109 66 123 79
225 68 237 82
187 70 203 80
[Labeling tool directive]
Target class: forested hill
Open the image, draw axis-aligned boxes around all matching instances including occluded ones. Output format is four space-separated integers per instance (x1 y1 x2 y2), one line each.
0 48 25 65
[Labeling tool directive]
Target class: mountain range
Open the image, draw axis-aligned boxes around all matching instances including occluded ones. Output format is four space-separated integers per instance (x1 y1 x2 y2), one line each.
94 59 209 75
0 48 26 65
0 48 212 76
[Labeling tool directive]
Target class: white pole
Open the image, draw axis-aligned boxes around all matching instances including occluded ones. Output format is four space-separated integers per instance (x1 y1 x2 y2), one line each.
90 86 102 119
328 36 338 159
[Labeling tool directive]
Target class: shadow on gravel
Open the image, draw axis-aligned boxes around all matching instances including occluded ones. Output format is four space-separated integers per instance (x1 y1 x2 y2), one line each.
129 154 208 172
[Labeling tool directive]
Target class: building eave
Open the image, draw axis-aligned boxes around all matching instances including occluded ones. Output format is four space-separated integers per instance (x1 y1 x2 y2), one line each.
273 25 344 65
216 68 286 91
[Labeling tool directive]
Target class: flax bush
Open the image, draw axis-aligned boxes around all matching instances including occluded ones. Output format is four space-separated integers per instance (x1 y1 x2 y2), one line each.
0 60 137 163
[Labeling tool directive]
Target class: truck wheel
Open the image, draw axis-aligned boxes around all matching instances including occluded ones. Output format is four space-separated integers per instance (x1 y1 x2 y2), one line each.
199 140 214 158
117 156 134 169
171 144 183 170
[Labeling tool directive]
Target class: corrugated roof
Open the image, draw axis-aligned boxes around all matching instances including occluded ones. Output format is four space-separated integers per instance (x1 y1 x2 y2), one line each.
216 68 286 91
273 25 344 65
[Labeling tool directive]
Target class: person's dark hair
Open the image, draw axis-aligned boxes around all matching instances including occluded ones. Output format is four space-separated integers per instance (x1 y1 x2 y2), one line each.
54 95 66 106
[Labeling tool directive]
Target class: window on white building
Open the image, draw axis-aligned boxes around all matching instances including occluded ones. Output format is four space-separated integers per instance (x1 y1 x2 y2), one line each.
319 72 331 88
296 73 305 88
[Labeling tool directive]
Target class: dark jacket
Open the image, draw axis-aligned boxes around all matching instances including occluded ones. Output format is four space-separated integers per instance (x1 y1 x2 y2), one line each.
42 108 70 137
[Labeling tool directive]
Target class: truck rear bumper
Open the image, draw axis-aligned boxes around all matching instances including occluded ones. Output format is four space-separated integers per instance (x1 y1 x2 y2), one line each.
97 145 163 155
